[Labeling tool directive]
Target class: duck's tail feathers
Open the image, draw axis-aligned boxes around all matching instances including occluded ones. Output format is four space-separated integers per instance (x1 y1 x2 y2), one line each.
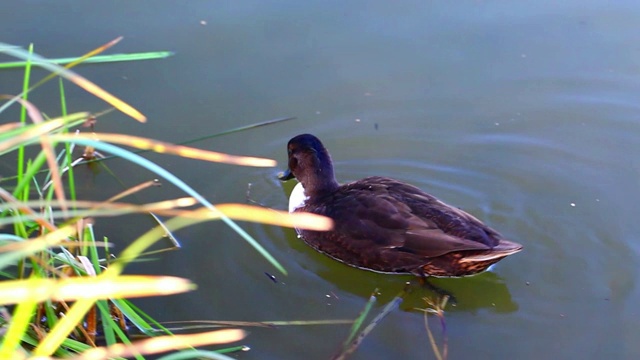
459 239 523 263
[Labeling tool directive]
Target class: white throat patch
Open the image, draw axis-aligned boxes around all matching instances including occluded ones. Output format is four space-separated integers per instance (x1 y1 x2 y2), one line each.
288 182 308 213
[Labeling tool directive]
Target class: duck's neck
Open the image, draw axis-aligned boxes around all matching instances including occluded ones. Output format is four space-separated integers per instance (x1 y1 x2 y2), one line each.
301 151 339 197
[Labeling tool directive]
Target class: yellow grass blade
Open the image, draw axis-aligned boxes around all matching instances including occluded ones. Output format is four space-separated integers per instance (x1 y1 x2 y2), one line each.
209 204 333 230
0 199 333 232
32 37 123 89
38 129 68 213
0 275 194 305
0 95 68 211
105 179 162 202
0 112 89 153
0 43 146 122
69 329 245 359
0 122 22 133
34 299 98 355
0 198 199 232
0 95 43 122
49 133 277 167
0 226 76 270
71 76 146 122
0 186 59 232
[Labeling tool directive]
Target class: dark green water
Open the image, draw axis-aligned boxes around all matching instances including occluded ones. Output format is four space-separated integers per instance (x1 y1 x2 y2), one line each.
2 1 640 359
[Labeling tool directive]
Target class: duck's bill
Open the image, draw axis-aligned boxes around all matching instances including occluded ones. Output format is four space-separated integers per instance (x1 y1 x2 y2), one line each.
278 168 295 181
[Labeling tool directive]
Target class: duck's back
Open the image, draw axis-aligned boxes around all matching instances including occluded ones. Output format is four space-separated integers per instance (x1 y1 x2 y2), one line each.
296 176 518 276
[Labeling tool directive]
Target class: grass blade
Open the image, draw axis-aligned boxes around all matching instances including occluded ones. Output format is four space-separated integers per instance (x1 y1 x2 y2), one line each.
67 329 245 359
0 227 77 270
0 51 174 69
31 37 124 90
0 275 195 305
16 43 33 199
334 290 405 360
0 112 89 155
0 293 37 357
343 290 377 347
0 42 146 122
50 133 277 167
179 116 296 145
156 349 243 360
420 296 450 360
44 138 287 274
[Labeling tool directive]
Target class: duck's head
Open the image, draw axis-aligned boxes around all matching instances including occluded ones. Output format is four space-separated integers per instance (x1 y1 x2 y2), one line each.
279 134 339 196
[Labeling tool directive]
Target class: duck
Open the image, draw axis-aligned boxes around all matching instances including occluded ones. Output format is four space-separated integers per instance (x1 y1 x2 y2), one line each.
280 134 522 278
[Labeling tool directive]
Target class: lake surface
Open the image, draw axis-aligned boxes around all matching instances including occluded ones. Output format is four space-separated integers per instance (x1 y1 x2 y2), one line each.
2 1 640 359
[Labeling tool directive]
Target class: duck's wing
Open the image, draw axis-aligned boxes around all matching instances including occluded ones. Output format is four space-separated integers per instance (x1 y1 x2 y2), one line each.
310 177 500 259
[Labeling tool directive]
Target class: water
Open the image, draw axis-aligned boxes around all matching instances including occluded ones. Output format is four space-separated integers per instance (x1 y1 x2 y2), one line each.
2 1 640 358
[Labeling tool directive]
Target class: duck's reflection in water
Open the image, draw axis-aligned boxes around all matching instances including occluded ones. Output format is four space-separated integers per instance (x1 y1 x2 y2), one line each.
285 227 519 314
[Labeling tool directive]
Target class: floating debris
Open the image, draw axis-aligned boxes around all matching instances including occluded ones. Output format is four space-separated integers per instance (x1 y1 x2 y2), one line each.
264 272 278 284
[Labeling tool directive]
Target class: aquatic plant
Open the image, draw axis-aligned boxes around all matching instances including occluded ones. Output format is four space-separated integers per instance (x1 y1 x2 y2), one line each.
0 39 332 359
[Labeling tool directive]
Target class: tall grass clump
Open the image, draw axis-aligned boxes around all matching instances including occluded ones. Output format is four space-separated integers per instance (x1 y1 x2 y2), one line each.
0 40 332 359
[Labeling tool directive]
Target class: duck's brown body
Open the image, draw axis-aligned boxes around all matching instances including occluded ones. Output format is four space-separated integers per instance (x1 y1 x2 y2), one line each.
282 134 522 278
